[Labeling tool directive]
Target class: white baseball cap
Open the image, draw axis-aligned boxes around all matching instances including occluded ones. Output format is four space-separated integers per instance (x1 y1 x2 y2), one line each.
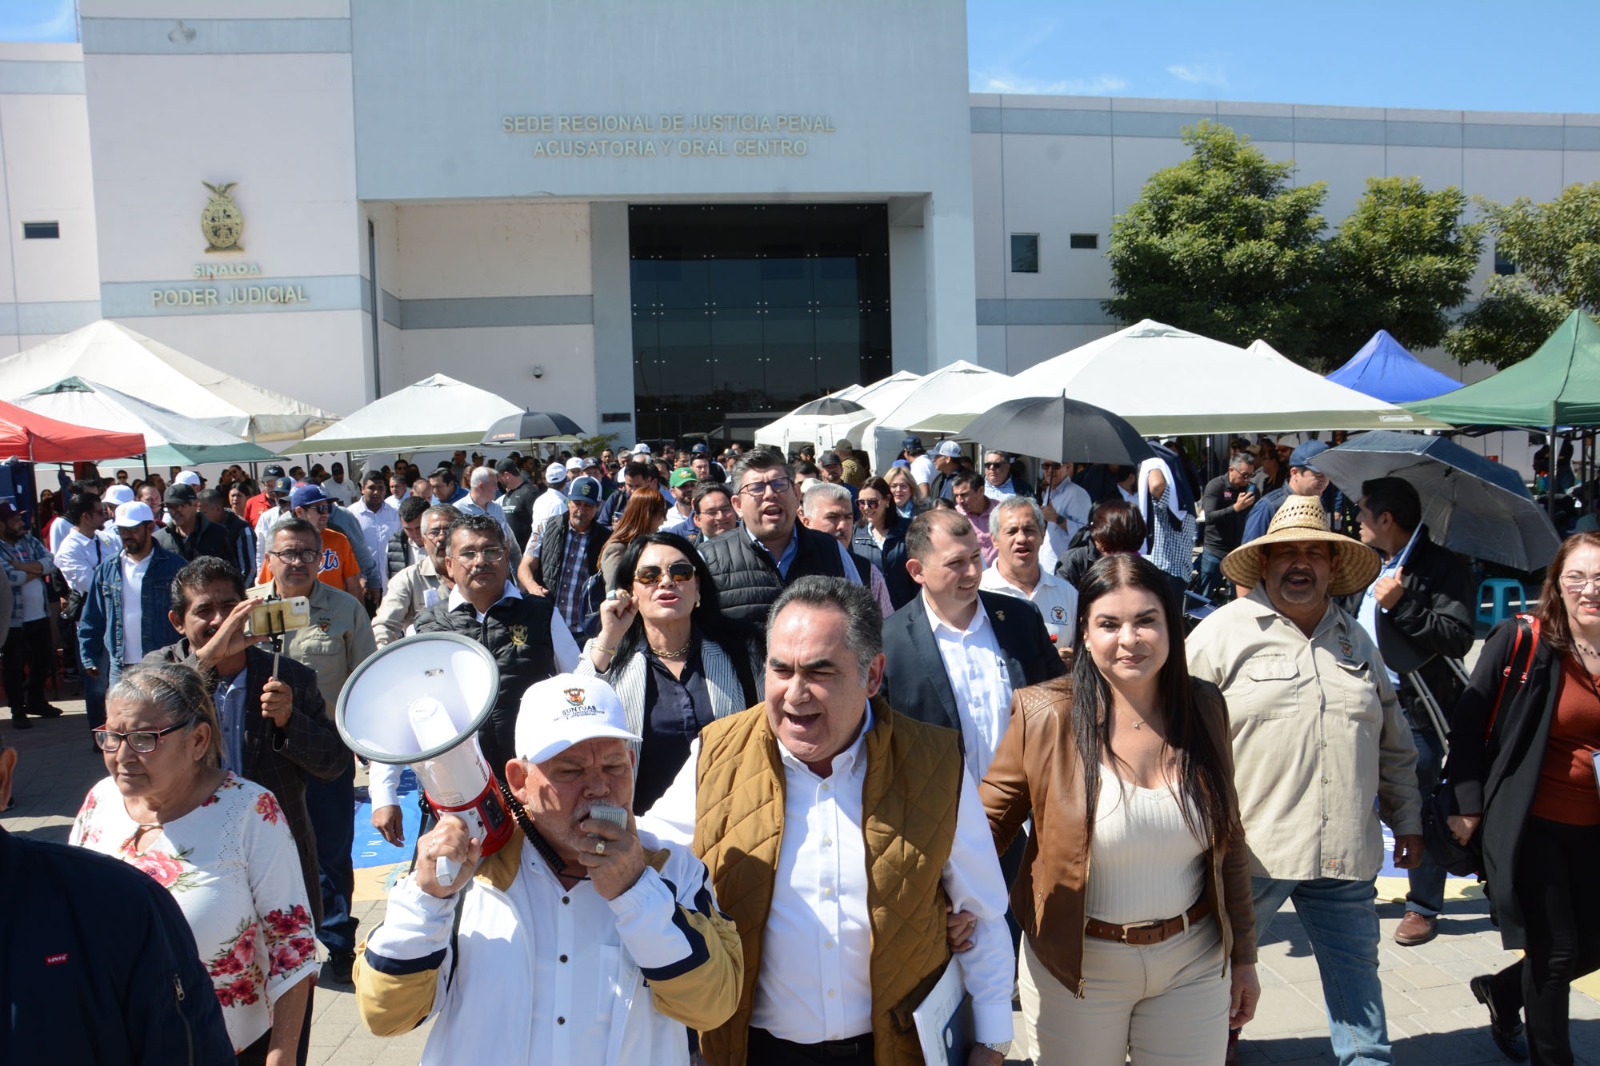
544 462 568 485
514 674 641 765
564 456 584 473
114 501 155 527
174 470 202 487
103 484 135 506
631 442 651 454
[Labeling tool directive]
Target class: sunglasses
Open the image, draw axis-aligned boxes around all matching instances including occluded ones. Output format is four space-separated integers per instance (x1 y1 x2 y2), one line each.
858 498 882 509
634 561 697 586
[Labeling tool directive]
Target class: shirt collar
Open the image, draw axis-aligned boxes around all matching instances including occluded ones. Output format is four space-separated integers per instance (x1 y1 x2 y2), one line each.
447 579 522 615
924 592 989 638
776 702 875 780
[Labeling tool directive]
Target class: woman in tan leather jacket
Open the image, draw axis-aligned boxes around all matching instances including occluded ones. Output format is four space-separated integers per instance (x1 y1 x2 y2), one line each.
981 554 1259 1064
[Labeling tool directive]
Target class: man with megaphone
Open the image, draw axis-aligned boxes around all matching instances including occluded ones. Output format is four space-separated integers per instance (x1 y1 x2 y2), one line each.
353 674 743 1065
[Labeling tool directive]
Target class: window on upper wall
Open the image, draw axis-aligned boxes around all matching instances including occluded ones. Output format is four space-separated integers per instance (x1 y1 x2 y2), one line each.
1070 233 1099 250
1493 246 1518 276
1010 233 1039 273
22 221 59 240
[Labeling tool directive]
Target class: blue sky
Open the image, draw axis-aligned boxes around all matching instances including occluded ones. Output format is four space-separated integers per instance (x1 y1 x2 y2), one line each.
5 0 1597 114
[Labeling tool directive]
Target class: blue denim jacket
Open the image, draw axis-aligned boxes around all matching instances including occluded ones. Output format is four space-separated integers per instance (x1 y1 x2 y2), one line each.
76 546 184 681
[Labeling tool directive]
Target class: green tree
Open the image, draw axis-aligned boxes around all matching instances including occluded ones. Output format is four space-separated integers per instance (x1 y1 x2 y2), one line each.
1102 122 1330 357
1320 177 1484 367
1444 182 1600 368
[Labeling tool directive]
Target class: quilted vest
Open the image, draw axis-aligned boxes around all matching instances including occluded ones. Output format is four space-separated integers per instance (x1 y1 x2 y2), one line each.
692 699 960 1066
697 524 848 630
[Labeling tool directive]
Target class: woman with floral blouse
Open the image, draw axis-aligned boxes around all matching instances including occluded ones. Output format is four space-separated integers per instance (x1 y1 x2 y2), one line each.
70 663 317 1064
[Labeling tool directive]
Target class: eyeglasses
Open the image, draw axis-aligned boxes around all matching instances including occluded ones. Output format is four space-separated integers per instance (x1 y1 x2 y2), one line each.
739 477 792 499
269 549 321 565
696 504 735 518
858 498 882 509
301 503 332 515
453 547 506 564
421 526 450 540
1040 461 1062 469
92 722 189 754
1561 573 1600 592
635 561 697 586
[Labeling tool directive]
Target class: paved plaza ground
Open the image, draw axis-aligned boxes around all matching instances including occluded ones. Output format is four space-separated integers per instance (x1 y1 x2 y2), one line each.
8 694 1597 1065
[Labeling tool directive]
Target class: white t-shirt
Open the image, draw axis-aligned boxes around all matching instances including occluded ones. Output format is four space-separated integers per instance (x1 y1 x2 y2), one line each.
910 454 934 487
121 552 152 665
321 476 360 504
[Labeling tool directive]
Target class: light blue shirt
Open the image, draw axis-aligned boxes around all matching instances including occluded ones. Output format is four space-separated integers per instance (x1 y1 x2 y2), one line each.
1356 524 1423 686
214 667 250 773
747 525 862 585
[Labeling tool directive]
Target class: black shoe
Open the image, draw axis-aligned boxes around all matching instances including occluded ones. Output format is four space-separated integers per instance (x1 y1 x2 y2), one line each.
11 714 30 730
323 951 355 985
1471 974 1529 1061
31 705 63 719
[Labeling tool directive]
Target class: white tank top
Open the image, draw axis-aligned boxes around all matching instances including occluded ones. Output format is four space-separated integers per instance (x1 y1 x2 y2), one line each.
1085 768 1208 926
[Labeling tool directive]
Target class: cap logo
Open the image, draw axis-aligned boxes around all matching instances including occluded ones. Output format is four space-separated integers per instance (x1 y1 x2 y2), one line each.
564 687 585 705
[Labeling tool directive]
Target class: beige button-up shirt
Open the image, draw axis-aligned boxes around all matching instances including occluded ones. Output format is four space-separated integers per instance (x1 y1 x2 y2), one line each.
249 579 376 711
371 556 446 647
1187 587 1421 882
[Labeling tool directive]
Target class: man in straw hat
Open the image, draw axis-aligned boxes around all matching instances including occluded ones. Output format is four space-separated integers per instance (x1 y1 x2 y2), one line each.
1187 493 1423 1066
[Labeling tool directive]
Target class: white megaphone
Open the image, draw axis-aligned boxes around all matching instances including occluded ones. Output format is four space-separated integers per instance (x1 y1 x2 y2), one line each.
336 632 515 886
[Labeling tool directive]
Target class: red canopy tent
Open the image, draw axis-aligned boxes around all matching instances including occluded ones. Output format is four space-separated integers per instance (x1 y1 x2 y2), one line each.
0 397 144 463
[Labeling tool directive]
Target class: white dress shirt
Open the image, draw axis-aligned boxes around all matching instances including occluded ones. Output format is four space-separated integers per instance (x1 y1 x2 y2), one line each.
641 707 1015 1046
980 564 1078 649
1039 476 1093 573
254 505 290 571
54 527 105 596
352 500 402 590
121 552 151 665
925 594 1013 781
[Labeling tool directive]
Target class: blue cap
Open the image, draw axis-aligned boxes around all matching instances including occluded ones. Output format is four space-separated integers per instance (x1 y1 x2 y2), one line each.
290 483 331 510
1289 440 1330 471
567 476 602 504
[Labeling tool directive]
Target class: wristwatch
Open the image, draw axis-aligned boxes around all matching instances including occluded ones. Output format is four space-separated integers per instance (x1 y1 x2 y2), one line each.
980 1040 1012 1057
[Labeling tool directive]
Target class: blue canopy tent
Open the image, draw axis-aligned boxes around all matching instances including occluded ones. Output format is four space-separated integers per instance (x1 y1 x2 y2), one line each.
1326 330 1463 403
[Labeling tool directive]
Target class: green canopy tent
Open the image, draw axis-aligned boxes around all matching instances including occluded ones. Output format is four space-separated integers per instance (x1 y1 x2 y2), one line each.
1408 311 1600 514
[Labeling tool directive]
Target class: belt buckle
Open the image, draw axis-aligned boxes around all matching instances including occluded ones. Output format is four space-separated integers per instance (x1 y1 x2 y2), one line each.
1120 919 1163 946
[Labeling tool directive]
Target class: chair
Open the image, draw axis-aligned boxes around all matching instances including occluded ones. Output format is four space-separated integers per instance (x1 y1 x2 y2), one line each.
1477 578 1529 629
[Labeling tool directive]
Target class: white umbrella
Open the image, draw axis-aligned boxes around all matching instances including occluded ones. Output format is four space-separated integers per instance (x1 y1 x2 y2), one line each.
862 360 1010 471
291 373 522 453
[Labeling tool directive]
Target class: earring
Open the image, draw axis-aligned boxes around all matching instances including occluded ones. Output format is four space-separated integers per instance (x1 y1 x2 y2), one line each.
695 598 701 608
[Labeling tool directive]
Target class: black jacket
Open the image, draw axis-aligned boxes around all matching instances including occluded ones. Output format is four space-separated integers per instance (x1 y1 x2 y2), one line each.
148 640 347 921
851 515 915 609
387 526 422 581
415 592 561 781
698 523 849 630
0 827 234 1064
1374 527 1474 711
1446 619 1562 949
1199 474 1254 556
500 479 541 550
154 515 232 564
879 590 1066 743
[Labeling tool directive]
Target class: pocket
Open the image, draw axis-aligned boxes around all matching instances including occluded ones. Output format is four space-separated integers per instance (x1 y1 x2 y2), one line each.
1338 659 1380 722
1237 654 1300 719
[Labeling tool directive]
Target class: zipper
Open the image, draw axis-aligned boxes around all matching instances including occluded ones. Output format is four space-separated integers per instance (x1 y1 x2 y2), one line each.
173 971 194 1065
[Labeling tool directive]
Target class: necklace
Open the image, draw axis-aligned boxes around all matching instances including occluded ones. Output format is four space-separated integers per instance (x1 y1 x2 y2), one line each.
648 637 692 660
1576 637 1600 659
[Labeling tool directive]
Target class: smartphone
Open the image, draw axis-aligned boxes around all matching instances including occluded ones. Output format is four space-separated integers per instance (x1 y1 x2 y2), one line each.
587 804 629 832
245 596 311 637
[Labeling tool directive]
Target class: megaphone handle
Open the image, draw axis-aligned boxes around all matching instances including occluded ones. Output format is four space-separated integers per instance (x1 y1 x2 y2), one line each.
436 855 460 887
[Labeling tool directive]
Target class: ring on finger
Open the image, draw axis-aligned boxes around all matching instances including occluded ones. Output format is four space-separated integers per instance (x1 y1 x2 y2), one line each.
594 840 606 856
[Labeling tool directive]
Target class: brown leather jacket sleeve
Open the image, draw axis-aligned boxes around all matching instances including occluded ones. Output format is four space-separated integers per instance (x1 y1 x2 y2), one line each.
981 691 1034 856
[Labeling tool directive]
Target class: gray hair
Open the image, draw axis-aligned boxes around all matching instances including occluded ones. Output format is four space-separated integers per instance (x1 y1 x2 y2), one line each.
423 503 462 529
802 481 852 512
469 466 495 490
992 494 1045 532
108 663 222 768
1228 451 1256 471
768 576 883 683
268 515 318 546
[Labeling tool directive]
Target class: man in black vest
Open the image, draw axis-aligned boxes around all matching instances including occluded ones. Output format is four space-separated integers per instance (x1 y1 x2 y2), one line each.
496 457 541 549
414 514 581 781
521 476 610 643
697 448 859 631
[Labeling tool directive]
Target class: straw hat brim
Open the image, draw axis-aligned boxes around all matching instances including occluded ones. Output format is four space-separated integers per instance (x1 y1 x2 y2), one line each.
1221 527 1382 598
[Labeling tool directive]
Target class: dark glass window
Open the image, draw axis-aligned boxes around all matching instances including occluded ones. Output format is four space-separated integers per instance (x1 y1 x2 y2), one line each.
1010 233 1039 273
1493 245 1518 276
22 221 59 239
630 204 891 443
1070 233 1098 250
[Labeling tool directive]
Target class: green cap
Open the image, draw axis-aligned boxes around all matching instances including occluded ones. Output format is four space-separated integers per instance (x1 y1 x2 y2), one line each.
669 467 698 488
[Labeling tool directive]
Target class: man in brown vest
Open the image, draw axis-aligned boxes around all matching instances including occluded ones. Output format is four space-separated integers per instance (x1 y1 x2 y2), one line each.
641 576 1014 1065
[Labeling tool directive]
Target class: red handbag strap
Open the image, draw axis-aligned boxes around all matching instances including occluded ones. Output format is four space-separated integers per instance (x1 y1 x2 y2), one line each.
1487 614 1540 742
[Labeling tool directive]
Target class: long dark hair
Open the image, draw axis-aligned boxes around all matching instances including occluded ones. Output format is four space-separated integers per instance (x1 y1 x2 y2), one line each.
1071 554 1239 844
1537 530 1600 657
608 532 759 703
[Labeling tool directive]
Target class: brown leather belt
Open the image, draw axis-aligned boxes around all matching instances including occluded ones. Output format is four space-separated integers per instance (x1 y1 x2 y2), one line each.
1085 897 1213 946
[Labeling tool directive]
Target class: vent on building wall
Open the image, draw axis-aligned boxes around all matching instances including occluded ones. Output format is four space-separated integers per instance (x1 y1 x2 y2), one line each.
601 412 632 424
22 221 59 239
1070 233 1099 250
1010 234 1039 273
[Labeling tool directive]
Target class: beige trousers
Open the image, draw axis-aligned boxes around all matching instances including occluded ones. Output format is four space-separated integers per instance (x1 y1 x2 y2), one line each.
1017 919 1230 1065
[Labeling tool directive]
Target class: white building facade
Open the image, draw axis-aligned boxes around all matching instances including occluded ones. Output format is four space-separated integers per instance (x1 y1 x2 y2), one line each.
2 2 1597 443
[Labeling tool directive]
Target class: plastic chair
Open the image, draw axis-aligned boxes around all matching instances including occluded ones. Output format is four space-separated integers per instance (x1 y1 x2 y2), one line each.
1477 578 1528 629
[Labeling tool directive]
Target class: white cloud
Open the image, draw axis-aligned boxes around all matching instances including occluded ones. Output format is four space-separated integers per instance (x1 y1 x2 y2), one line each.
1167 62 1227 87
974 72 1129 96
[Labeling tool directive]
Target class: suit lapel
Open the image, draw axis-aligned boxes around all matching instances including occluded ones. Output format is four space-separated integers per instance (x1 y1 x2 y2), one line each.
907 597 961 733
982 593 1030 689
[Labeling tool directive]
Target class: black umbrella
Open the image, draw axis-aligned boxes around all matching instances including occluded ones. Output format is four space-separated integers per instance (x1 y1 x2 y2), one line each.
481 410 586 445
961 392 1153 466
789 396 868 418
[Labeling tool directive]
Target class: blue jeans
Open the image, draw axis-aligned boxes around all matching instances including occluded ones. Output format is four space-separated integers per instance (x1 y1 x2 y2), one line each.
83 652 108 731
305 757 358 954
1195 550 1227 600
1404 714 1447 918
1253 876 1391 1066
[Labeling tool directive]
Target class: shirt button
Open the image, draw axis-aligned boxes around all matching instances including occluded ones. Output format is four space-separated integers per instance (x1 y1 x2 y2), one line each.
559 954 568 963
821 887 833 898
825 939 834 949
557 1016 566 1025
827 989 837 998
562 896 570 905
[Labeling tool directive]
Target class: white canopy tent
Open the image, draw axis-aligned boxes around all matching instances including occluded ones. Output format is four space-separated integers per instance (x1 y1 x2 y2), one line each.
14 378 278 467
753 370 926 455
862 360 1010 470
288 373 522 454
0 320 338 442
910 321 1446 437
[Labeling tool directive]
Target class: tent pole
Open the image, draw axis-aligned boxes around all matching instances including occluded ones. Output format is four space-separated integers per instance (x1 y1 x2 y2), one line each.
1549 424 1559 519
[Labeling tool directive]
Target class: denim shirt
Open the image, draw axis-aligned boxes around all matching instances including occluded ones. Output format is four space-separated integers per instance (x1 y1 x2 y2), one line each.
0 534 55 628
76 545 185 681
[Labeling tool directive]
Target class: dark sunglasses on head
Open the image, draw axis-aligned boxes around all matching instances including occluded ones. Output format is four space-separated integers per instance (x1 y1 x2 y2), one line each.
634 561 697 586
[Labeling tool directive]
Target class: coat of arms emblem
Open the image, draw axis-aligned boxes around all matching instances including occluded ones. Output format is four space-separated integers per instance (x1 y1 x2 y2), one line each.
510 623 529 647
201 180 244 252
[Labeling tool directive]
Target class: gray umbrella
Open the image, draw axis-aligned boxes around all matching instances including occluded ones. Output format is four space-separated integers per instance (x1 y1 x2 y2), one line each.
960 392 1154 466
790 396 868 418
1314 431 1559 571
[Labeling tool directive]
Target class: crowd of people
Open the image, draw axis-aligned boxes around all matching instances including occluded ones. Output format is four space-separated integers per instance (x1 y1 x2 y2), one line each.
0 429 1594 1066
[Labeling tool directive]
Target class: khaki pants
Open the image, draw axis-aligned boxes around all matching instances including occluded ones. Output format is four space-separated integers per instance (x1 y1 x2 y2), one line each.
1017 918 1230 1065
